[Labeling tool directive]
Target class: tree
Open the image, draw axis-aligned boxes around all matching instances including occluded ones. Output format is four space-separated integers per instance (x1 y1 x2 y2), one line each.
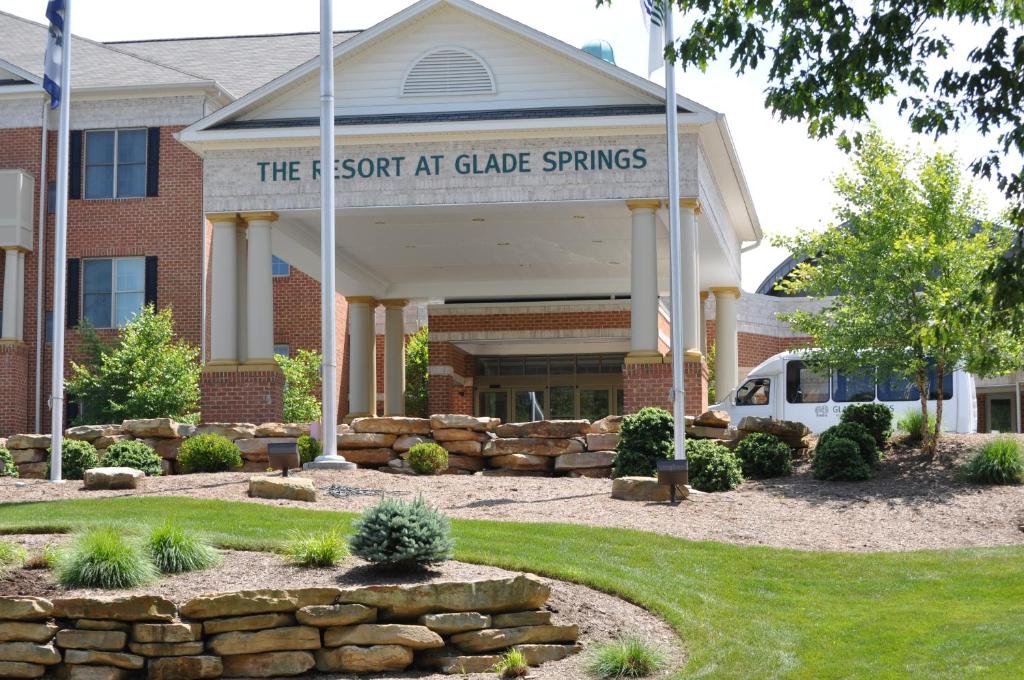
67 305 200 424
597 0 1024 306
405 326 429 418
776 131 1024 454
276 349 322 423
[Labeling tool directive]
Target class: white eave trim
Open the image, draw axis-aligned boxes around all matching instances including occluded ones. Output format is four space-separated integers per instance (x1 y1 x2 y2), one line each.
0 58 41 85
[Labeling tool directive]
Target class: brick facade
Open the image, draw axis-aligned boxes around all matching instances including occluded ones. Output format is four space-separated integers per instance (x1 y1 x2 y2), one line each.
199 367 284 424
622 359 708 417
0 343 29 434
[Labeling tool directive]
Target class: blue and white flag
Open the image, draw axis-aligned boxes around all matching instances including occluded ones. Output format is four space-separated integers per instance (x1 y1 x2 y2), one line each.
43 0 66 109
641 0 666 75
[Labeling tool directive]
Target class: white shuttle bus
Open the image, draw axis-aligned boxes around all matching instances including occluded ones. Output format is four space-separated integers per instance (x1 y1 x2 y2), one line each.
712 351 977 434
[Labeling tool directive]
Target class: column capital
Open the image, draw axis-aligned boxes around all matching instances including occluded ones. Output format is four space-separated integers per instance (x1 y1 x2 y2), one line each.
207 212 242 225
1 245 30 254
346 295 377 305
625 199 662 211
239 211 280 224
665 349 704 363
710 286 742 298
679 198 702 214
699 290 709 302
380 298 408 308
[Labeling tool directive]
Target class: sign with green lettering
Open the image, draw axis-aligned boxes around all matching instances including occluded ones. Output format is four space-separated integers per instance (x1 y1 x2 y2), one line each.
257 148 647 182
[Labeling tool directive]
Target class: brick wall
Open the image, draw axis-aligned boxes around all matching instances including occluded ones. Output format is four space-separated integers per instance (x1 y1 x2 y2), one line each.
199 368 284 424
429 309 631 333
0 343 29 434
427 341 474 415
622 359 708 416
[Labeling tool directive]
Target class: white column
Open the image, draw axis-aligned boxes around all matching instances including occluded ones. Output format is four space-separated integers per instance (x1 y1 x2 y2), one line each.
235 224 248 363
242 212 277 363
14 250 25 342
367 300 379 417
681 199 702 359
713 287 740 397
2 248 23 341
346 297 375 418
626 200 661 361
382 299 407 416
208 214 240 363
699 291 708 357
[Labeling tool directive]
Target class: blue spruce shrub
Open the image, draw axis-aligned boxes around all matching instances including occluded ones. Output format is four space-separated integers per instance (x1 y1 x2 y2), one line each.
349 496 454 569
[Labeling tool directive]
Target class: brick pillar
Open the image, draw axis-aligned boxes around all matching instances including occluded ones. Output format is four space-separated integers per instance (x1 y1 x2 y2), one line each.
684 357 709 416
428 374 454 415
200 365 284 424
0 342 29 436
624 357 708 416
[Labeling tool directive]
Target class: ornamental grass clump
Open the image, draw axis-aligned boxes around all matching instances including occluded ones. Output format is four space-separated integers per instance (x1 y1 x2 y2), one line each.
493 648 529 679
407 442 448 475
177 434 242 473
896 410 936 444
586 637 665 679
46 439 100 480
55 527 158 589
686 439 743 492
0 540 26 575
349 496 454 570
960 438 1024 485
840 403 893 447
613 407 673 478
0 446 17 478
102 440 163 476
734 432 792 478
285 529 348 568
146 523 220 574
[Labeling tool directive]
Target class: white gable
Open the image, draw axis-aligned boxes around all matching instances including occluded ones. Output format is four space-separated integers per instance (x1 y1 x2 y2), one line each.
239 3 661 122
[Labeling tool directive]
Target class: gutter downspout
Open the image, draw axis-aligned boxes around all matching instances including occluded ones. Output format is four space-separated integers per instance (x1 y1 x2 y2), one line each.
34 97 48 433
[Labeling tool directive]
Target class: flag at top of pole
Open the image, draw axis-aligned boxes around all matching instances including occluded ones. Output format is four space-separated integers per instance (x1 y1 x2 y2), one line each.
641 0 666 75
45 0 73 482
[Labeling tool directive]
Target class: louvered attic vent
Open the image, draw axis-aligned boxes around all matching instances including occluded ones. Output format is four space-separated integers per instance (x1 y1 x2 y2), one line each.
402 48 495 96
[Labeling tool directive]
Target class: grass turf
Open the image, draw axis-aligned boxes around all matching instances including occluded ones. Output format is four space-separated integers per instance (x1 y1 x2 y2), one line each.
1 496 1022 679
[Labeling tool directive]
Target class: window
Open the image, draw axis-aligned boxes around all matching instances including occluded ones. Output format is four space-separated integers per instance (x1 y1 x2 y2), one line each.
402 48 495 97
735 378 770 406
833 368 876 402
271 256 290 277
273 344 289 357
877 365 955 401
786 360 829 403
84 129 146 199
82 257 145 328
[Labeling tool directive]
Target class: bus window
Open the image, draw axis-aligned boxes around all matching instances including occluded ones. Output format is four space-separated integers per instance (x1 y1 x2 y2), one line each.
877 372 920 401
928 366 954 400
786 360 829 403
735 378 770 406
833 368 875 402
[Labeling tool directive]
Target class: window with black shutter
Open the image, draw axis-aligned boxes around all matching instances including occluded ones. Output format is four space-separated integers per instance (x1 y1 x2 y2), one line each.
66 258 80 327
144 256 158 308
146 127 160 197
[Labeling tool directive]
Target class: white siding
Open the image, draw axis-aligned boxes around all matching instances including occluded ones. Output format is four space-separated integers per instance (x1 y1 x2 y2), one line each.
241 5 658 122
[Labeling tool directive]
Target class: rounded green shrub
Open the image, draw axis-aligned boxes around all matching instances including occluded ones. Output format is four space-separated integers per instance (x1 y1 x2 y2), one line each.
177 434 242 473
613 407 673 478
0 446 18 478
145 523 220 573
840 403 893 447
296 435 321 465
407 442 448 475
960 438 1024 485
46 439 100 480
102 440 162 476
55 527 158 589
812 437 871 481
349 496 454 569
686 439 744 492
735 432 792 478
818 422 879 467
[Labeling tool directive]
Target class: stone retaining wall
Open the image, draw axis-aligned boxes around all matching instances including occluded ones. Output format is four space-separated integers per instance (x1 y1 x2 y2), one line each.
0 574 580 679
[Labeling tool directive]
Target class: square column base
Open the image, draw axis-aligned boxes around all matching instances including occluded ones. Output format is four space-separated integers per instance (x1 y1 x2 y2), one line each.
200 363 284 424
623 357 708 416
0 342 29 436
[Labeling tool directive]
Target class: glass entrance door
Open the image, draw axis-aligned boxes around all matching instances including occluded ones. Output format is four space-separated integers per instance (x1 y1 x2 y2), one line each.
989 397 1014 433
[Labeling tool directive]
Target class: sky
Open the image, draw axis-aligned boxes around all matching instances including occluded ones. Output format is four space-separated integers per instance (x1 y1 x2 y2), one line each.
0 0 1010 290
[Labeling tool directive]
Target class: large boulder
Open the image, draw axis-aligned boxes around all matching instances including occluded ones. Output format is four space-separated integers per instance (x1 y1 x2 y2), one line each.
554 451 615 471
131 623 201 644
0 599 52 622
445 455 485 472
93 435 132 450
416 650 501 674
255 423 310 438
352 417 431 435
694 410 731 428
64 425 120 443
337 433 397 449
483 438 584 458
15 463 47 479
585 432 619 451
392 435 430 453
52 597 175 623
494 420 590 439
418 612 490 634
83 468 144 491
517 643 583 665
236 438 298 460
193 423 256 441
4 434 50 450
315 645 413 673
121 418 181 439
201 613 295 635
207 626 321 655
62 649 144 669
430 429 490 443
449 624 579 653
220 650 315 678
439 440 481 456
491 611 551 628
429 415 496 431
589 415 623 434
335 575 549 619
128 640 205 657
147 655 223 680
10 449 44 465
736 416 811 448
180 589 339 620
488 454 551 471
0 661 46 678
0 642 60 664
0 623 57 644
610 476 686 502
295 605 376 628
322 624 443 650
340 448 395 466
54 629 126 650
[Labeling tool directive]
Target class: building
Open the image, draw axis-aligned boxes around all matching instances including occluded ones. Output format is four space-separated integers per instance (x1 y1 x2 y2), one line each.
2 0 1016 436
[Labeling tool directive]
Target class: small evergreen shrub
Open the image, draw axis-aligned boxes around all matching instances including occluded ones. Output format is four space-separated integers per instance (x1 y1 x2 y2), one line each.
349 496 454 569
297 435 321 465
586 637 665 679
46 439 100 480
960 438 1024 485
493 649 529 679
55 527 158 589
613 407 673 478
0 540 26 575
0 446 18 478
840 403 893 447
145 523 220 574
818 422 879 467
102 440 162 476
812 437 871 481
686 439 744 492
896 410 936 443
285 530 348 568
177 434 242 473
734 432 792 478
407 442 448 475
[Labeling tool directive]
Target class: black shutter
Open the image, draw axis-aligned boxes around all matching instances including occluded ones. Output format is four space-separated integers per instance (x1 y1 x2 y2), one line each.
144 256 158 309
146 127 160 197
69 131 83 200
66 258 80 327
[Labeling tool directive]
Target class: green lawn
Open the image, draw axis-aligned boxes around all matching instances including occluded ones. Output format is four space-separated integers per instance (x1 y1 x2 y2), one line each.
2 496 1022 679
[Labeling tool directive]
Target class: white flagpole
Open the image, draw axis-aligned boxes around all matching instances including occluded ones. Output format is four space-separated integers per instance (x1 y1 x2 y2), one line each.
35 99 48 433
49 0 72 482
319 0 339 460
662 5 687 463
